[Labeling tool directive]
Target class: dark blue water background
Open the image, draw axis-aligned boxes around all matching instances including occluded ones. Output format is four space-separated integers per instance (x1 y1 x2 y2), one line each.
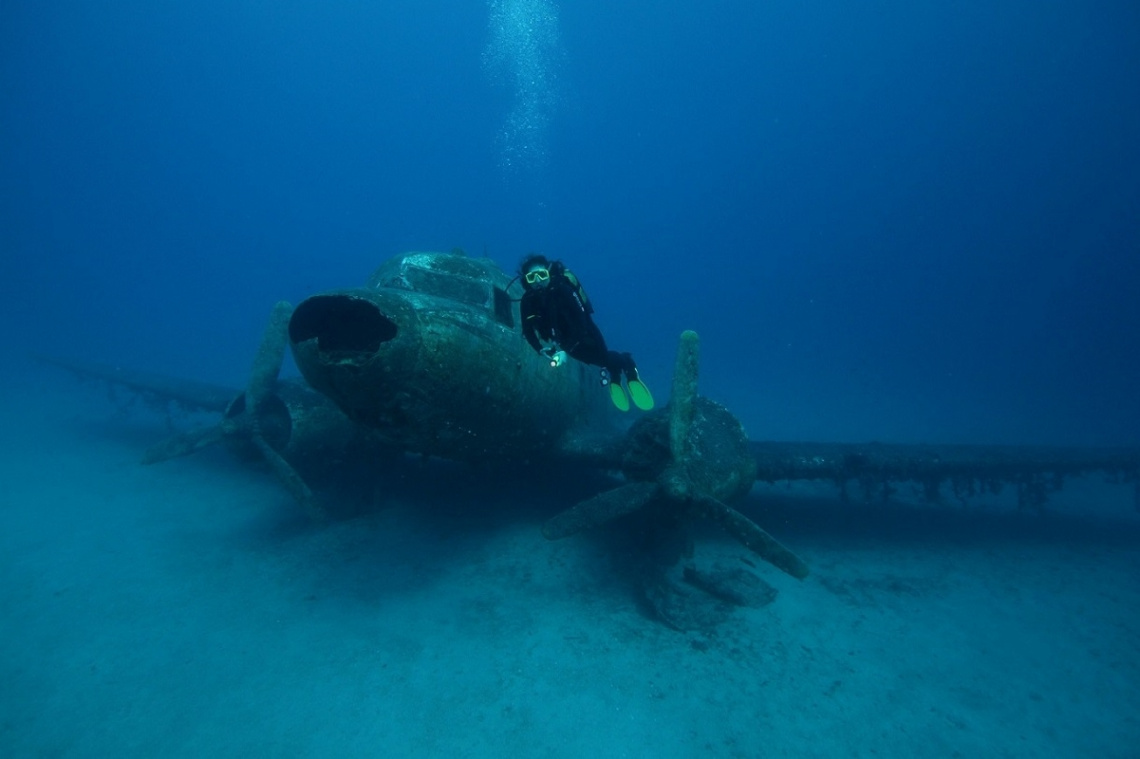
3 0 1138 445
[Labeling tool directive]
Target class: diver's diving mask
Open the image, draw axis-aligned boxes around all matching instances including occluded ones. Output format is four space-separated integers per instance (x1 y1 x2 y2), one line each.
525 267 550 285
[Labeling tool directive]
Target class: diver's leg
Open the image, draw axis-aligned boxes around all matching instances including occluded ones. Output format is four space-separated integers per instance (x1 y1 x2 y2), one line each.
604 351 637 382
569 330 614 384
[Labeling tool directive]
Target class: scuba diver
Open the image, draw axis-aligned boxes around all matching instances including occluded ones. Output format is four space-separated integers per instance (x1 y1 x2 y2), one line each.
518 253 654 412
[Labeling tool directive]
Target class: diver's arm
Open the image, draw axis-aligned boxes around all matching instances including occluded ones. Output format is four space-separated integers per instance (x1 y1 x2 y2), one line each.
523 322 544 354
520 298 544 354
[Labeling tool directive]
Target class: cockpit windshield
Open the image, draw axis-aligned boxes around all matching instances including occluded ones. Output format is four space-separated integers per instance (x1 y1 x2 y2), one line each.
366 251 517 327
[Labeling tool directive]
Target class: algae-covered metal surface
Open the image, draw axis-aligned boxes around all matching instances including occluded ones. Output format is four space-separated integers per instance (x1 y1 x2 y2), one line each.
290 250 610 462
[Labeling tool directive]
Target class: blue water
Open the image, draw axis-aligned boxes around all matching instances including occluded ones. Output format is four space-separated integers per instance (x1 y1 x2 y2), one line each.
2 2 1139 756
4 0 1138 445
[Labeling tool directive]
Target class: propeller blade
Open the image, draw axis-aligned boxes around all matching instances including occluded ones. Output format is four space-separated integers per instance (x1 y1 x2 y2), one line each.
668 330 700 463
246 301 293 410
692 495 809 579
249 431 325 520
543 481 660 540
241 301 324 516
141 423 228 464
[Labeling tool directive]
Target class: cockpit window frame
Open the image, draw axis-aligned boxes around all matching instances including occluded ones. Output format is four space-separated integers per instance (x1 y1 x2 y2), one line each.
492 287 514 328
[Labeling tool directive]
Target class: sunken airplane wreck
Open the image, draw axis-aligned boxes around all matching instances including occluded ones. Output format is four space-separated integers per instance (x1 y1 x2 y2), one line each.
41 250 1140 627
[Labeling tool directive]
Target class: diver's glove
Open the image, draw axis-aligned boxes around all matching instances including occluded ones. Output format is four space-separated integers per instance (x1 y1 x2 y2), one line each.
549 350 567 368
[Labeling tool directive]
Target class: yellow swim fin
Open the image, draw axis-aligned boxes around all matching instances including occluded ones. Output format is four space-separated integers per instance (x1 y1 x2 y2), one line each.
627 378 654 411
609 383 630 412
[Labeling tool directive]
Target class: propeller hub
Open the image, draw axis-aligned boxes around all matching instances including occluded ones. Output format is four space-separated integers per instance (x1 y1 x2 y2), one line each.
621 397 757 504
223 392 293 452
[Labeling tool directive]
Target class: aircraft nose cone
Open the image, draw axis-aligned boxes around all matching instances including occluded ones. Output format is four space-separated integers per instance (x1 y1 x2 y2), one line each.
288 289 418 429
289 293 398 354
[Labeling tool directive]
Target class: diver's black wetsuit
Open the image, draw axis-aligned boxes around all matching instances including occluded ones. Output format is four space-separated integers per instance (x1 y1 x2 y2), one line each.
520 262 639 382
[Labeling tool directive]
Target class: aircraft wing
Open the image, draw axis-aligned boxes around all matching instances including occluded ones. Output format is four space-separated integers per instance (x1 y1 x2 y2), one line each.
748 440 1140 510
33 354 238 413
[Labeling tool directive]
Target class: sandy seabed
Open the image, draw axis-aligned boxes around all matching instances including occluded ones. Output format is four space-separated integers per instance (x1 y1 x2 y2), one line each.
2 367 1138 758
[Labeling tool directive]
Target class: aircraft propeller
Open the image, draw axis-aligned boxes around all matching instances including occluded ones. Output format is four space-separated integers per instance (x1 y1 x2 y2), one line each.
142 302 324 518
542 330 810 580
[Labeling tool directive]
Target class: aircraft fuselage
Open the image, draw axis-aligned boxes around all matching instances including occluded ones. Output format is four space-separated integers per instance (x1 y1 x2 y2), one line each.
288 251 609 462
